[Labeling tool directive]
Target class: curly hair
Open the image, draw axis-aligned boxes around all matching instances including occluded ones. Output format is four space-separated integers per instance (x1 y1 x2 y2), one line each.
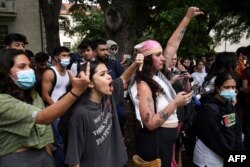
0 49 34 104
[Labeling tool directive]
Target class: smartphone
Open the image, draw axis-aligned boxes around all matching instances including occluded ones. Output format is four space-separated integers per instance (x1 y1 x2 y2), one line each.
180 70 188 75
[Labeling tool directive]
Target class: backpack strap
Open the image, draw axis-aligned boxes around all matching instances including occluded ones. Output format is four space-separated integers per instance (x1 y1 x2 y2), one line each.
47 67 57 96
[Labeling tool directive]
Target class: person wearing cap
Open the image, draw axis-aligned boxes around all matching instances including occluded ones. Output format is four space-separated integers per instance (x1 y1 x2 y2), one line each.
3 33 29 51
129 6 203 167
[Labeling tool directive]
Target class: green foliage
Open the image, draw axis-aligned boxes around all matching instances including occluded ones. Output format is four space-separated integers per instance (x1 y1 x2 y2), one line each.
65 0 250 59
63 4 106 41
140 6 214 59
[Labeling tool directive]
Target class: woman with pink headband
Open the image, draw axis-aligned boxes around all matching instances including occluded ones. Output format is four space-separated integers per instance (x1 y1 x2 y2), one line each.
129 7 203 167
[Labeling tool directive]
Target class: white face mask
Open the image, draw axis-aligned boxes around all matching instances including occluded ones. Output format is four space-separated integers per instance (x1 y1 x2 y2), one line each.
60 58 70 68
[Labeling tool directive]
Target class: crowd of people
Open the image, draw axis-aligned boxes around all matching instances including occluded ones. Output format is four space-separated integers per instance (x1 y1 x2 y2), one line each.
0 5 249 167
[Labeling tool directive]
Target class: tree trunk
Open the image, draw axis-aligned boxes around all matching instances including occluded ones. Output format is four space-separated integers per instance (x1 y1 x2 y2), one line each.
98 0 150 60
39 0 62 55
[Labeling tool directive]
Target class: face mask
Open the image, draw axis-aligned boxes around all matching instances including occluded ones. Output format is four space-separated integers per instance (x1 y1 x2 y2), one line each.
14 69 36 90
60 58 70 68
220 89 237 100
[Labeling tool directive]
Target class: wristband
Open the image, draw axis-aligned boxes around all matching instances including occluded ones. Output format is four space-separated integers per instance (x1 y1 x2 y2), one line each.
70 90 79 98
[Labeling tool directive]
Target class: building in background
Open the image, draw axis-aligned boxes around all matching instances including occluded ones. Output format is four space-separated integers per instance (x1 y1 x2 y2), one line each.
0 1 248 53
59 3 79 50
0 1 79 53
214 33 249 52
0 0 45 53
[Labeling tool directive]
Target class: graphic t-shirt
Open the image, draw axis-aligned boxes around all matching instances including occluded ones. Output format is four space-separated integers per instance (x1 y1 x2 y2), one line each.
64 78 127 167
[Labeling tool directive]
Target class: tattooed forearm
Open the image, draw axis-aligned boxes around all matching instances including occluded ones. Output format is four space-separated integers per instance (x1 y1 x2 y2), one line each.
159 110 170 120
155 120 162 127
154 110 170 127
144 113 151 124
147 97 154 113
178 27 187 41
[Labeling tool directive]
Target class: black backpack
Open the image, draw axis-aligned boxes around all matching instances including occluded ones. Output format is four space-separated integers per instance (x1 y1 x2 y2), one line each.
181 100 218 159
180 99 200 159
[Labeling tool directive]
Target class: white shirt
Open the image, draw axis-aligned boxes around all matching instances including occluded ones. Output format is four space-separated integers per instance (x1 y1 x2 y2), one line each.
50 66 70 102
191 71 207 86
193 139 223 167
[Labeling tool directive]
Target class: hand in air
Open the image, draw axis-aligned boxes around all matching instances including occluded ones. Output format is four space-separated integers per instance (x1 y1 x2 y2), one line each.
68 62 90 93
135 53 144 71
186 6 204 18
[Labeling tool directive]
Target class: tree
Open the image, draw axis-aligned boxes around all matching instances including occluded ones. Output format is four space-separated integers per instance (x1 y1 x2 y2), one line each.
63 4 106 40
66 0 250 59
68 0 177 59
39 0 62 55
213 0 250 44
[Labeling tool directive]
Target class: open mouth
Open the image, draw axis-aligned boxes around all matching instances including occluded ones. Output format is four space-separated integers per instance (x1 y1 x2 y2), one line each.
109 82 112 87
108 81 113 92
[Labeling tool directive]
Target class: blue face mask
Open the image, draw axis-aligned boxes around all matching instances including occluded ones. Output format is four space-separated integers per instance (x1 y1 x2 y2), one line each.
14 69 36 90
220 89 237 101
60 58 70 68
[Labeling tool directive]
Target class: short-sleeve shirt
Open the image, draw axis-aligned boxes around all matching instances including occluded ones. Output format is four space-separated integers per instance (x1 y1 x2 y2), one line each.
65 78 128 167
0 93 54 156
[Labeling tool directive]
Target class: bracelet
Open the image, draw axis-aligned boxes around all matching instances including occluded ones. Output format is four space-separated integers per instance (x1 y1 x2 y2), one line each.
70 90 79 98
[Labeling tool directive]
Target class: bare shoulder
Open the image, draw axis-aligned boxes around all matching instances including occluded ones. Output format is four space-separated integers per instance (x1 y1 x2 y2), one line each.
137 81 152 95
42 68 55 81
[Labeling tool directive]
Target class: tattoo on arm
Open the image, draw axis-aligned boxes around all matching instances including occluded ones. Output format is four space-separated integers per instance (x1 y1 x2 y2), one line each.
144 97 155 125
178 27 187 41
155 110 170 128
158 110 170 120
147 97 154 113
144 113 151 124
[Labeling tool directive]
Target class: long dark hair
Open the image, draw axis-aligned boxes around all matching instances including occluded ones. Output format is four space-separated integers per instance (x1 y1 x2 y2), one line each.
0 49 34 104
214 73 234 93
203 52 238 87
135 55 164 103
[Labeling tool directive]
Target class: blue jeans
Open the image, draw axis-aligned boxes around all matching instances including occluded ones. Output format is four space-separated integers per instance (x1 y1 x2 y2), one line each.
51 118 65 167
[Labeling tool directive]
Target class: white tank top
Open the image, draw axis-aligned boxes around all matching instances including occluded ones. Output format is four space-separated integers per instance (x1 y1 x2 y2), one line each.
50 66 70 102
156 93 178 124
129 72 178 128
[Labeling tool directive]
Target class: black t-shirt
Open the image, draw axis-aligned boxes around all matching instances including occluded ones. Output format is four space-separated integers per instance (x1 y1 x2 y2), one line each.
64 78 127 167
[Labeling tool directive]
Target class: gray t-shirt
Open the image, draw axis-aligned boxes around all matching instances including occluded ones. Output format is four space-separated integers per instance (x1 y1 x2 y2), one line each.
64 78 127 167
